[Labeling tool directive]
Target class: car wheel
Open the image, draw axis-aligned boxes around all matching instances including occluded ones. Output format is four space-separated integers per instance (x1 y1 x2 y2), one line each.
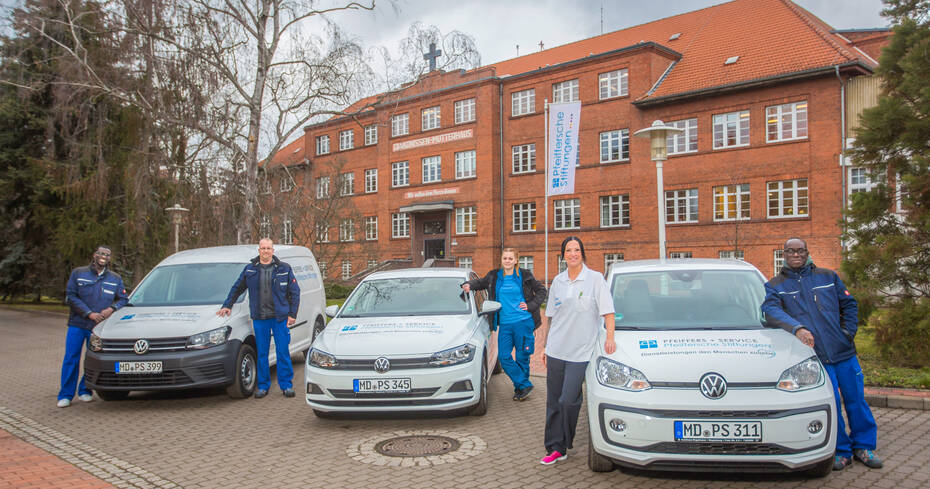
313 409 337 419
226 344 257 399
304 316 326 361
805 457 833 478
587 428 614 472
95 390 129 401
468 353 488 416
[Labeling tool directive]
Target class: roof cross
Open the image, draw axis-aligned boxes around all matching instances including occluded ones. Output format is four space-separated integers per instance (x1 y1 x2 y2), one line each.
423 42 442 72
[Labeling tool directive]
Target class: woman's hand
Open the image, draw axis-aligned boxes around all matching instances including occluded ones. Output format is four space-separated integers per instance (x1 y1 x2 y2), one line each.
461 283 471 293
604 339 616 355
518 301 527 310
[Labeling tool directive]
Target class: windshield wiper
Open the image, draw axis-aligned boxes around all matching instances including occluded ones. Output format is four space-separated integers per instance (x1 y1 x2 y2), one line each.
614 326 647 330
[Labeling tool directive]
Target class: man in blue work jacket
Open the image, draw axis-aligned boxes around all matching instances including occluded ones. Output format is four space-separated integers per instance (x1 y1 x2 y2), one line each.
762 237 882 471
218 238 300 398
59 245 129 407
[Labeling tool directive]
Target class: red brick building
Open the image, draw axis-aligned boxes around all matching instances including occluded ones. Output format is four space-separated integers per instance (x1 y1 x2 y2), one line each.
262 0 890 283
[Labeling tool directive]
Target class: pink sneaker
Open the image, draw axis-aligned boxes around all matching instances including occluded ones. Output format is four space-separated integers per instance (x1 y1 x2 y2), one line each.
540 451 567 465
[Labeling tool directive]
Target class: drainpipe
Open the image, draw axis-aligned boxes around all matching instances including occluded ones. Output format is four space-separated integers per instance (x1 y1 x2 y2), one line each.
835 65 847 251
499 82 505 253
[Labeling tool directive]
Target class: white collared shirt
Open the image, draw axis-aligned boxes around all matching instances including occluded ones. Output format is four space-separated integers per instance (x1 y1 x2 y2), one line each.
545 263 615 362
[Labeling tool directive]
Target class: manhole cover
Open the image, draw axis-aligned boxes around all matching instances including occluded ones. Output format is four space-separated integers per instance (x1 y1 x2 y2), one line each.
375 435 460 457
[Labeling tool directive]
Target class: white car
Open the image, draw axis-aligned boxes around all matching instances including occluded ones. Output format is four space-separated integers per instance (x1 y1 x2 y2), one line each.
305 268 500 417
586 259 836 477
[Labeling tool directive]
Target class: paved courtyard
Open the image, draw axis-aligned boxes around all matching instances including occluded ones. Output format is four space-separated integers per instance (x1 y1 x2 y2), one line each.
2 307 929 489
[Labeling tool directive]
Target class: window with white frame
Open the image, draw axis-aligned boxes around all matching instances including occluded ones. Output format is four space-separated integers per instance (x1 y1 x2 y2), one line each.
666 188 698 223
342 261 352 280
669 251 692 259
259 177 271 194
600 129 629 163
553 79 579 103
279 175 294 192
422 156 441 183
421 106 440 131
512 143 536 173
339 129 353 150
767 179 808 218
600 195 630 228
392 212 410 238
364 168 377 193
558 256 567 273
316 176 330 199
896 172 907 213
554 198 581 230
519 256 534 272
367 259 378 269
512 203 536 232
315 222 329 243
318 261 327 278
511 89 535 116
719 250 744 260
458 257 473 269
391 113 409 137
713 184 751 221
849 167 879 195
340 219 354 242
454 98 475 124
364 124 378 145
392 161 409 187
604 253 624 272
713 110 750 149
455 150 476 179
599 69 628 99
282 219 293 245
260 216 271 238
766 101 808 142
340 172 354 196
456 206 477 234
667 118 698 154
773 249 785 276
365 216 378 241
316 135 330 155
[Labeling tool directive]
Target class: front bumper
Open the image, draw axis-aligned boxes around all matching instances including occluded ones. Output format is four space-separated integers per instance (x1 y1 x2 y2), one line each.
84 340 241 391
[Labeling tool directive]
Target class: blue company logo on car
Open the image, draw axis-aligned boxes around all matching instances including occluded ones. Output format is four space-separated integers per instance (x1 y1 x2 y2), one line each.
639 339 659 349
341 325 358 332
120 314 135 320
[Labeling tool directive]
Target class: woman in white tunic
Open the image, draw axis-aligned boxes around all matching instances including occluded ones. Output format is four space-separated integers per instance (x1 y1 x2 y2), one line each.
538 236 616 465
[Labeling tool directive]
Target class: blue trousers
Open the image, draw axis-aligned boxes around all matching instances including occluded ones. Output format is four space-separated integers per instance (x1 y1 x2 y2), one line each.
498 318 535 391
253 318 293 391
824 356 878 457
58 326 92 400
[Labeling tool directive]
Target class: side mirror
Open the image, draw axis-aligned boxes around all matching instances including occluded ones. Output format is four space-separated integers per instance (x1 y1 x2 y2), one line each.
480 300 501 316
325 305 339 318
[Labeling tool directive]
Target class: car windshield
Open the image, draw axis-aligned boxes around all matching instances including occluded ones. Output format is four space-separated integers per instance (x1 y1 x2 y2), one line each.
129 263 245 306
340 277 471 317
610 269 765 330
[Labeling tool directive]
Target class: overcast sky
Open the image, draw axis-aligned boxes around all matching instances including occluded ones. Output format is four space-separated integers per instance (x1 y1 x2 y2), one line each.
336 0 889 67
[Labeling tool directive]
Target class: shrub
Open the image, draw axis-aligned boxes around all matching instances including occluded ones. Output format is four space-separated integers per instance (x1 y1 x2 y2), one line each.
869 298 930 368
324 282 353 300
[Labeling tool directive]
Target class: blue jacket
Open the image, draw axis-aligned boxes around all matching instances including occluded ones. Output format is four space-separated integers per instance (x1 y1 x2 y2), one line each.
65 266 129 330
762 263 859 364
222 256 300 321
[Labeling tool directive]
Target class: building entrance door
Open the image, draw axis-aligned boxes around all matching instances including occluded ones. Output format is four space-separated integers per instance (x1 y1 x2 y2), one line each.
424 239 445 260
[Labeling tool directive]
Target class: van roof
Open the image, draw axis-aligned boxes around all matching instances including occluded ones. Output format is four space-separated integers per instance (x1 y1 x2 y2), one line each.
157 245 312 267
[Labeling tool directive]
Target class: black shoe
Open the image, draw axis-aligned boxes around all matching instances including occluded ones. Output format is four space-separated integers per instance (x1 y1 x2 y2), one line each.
283 388 295 398
515 385 534 401
254 389 268 399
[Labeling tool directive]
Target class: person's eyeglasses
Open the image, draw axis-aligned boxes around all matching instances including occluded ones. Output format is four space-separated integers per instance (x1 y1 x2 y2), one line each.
95 251 111 257
784 248 808 256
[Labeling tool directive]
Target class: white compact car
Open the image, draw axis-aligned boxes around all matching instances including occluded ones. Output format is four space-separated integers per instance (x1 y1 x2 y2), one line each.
586 259 836 477
305 268 500 417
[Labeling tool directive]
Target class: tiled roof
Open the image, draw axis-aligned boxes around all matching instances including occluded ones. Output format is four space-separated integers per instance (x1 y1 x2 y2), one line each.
262 136 305 169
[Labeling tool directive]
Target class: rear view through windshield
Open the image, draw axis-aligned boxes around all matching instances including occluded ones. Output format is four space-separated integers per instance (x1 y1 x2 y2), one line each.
340 277 471 317
611 270 765 329
129 263 246 306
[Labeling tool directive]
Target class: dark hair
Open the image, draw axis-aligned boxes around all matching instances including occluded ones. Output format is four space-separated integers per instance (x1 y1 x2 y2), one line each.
783 237 807 249
560 236 586 262
96 245 112 253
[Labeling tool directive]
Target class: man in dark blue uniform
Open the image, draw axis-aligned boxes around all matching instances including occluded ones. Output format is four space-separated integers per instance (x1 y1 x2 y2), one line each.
59 245 129 407
762 237 882 471
218 239 300 398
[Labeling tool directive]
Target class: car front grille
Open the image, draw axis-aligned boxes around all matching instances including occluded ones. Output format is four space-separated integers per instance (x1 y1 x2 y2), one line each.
197 363 227 381
101 337 188 353
92 370 195 387
327 388 439 399
311 396 472 407
330 356 434 370
647 442 791 455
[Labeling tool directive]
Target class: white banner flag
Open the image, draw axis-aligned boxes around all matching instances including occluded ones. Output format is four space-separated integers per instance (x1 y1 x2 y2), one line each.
546 102 581 196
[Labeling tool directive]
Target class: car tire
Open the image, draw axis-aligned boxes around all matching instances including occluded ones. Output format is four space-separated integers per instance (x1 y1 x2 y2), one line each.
587 429 615 472
468 353 489 416
805 457 834 478
305 316 326 361
313 409 337 419
226 344 257 399
95 389 129 401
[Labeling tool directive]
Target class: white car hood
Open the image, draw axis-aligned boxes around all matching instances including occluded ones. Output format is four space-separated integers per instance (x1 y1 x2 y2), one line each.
608 328 816 383
317 315 474 357
93 305 236 339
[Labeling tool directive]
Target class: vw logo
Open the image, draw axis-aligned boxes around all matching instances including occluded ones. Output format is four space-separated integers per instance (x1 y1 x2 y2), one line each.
133 339 150 355
699 372 727 399
373 357 391 373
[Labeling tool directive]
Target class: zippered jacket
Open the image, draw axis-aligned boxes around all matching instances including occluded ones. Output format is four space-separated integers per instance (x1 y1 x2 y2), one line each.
66 266 129 330
222 255 300 321
762 263 858 364
465 268 547 329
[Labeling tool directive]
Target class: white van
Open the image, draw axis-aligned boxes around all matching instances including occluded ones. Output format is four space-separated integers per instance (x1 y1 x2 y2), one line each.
84 245 326 400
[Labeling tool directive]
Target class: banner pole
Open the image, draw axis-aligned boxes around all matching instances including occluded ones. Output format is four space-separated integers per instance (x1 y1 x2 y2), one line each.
544 98 549 288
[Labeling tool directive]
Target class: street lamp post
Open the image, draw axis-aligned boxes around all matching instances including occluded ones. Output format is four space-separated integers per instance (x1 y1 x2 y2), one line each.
165 204 190 253
634 120 684 261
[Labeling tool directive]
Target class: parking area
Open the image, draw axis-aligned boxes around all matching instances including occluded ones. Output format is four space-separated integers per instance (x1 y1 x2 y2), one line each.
2 307 929 489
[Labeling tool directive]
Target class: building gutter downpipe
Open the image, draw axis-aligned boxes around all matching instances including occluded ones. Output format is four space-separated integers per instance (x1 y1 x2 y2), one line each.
499 82 505 254
836 65 847 252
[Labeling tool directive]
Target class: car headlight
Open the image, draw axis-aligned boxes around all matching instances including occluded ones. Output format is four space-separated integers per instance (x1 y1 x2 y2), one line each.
187 326 231 350
595 357 651 391
89 333 103 352
429 344 475 367
308 348 338 369
777 356 825 391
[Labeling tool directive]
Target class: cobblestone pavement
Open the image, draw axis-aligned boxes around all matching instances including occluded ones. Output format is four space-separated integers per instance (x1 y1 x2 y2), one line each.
2 307 930 489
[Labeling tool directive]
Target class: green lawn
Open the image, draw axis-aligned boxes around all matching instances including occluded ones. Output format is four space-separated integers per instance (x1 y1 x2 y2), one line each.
856 326 930 389
0 300 69 314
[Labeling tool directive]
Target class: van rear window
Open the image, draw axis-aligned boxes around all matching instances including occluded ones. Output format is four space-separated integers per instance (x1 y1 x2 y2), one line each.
130 263 245 306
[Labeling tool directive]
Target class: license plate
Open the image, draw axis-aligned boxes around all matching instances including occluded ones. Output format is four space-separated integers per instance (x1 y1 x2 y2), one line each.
115 361 163 374
353 378 411 393
674 420 762 442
